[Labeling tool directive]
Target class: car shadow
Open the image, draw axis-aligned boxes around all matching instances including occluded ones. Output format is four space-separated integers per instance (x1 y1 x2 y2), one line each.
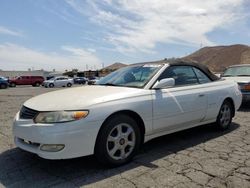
0 123 239 187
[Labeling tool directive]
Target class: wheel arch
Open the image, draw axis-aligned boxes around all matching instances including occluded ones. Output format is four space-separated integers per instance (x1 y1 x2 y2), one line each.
224 97 235 117
94 110 146 150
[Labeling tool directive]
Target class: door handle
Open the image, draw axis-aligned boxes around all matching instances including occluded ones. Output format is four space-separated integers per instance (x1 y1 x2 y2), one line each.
198 94 205 97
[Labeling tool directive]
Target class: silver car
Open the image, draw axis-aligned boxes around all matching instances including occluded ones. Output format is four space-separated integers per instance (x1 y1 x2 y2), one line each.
43 76 74 88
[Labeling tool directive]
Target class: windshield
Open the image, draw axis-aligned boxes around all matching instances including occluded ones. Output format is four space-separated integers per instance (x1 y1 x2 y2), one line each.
222 66 250 77
97 64 162 88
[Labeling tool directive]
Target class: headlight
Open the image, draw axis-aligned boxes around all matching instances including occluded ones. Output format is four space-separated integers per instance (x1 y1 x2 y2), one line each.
34 111 89 123
238 83 250 91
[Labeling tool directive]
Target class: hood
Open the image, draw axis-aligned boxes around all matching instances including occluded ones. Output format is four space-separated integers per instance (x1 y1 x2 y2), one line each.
222 76 250 83
23 86 147 111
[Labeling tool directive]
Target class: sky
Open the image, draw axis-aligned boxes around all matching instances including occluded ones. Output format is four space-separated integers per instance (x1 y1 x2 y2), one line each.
0 0 250 71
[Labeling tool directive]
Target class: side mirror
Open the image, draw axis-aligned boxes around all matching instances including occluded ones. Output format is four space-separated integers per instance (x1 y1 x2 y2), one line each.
152 78 175 89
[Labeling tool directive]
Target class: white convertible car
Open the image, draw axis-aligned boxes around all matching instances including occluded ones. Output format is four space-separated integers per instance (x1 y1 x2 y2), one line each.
13 60 242 166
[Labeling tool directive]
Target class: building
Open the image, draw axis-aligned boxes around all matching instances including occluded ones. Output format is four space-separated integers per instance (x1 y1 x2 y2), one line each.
0 70 63 79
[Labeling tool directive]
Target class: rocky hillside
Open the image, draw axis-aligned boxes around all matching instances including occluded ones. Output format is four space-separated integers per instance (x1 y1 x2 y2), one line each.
183 44 250 72
102 62 127 71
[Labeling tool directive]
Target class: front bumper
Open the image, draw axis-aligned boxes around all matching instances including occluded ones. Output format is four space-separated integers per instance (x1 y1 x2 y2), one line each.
43 82 50 87
13 112 102 159
242 92 250 102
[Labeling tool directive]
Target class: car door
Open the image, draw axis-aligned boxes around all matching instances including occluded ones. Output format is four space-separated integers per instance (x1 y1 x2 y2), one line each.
21 76 29 85
27 76 32 85
152 65 208 133
61 77 67 86
54 78 60 87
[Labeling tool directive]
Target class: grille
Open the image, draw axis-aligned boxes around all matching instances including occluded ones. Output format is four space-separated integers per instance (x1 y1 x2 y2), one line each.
19 106 39 119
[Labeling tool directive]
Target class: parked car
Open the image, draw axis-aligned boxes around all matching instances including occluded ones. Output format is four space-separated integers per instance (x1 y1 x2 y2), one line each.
87 77 100 85
9 76 44 87
0 77 9 89
221 64 250 102
43 76 74 88
74 77 87 84
13 61 242 166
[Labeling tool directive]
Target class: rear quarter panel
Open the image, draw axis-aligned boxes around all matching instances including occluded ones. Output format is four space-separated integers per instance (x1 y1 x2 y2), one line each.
204 80 242 121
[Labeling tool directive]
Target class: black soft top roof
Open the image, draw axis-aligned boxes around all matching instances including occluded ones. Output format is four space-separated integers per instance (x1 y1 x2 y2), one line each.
168 60 220 81
133 59 219 81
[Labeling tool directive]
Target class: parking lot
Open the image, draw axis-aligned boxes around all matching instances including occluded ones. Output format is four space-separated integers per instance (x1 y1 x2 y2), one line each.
0 86 250 188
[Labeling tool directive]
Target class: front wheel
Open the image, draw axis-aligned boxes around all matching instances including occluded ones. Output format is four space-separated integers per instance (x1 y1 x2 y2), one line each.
67 83 72 87
49 83 54 88
34 82 40 87
0 84 7 89
95 114 141 167
216 100 233 130
10 83 16 87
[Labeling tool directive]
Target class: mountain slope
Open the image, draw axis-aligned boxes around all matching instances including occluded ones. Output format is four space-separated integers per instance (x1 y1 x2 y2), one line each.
183 44 250 72
102 62 127 71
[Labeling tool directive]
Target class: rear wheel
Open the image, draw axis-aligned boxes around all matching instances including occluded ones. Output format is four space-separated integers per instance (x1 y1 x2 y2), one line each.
216 100 233 130
95 114 141 167
67 83 72 87
49 83 54 88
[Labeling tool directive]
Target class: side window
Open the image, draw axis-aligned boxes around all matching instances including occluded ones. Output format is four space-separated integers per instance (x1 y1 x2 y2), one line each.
193 67 211 84
159 66 199 86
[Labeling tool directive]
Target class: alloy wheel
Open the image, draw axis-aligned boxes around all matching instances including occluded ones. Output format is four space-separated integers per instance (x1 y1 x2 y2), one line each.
219 103 231 128
106 123 136 160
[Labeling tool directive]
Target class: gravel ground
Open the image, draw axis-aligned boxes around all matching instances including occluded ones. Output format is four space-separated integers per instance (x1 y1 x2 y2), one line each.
0 86 250 188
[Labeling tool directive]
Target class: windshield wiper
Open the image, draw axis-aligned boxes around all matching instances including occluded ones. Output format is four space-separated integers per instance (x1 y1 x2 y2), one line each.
98 83 118 86
236 75 250 77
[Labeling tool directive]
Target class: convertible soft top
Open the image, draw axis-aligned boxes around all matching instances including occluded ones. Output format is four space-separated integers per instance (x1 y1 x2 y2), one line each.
168 60 220 81
133 59 220 81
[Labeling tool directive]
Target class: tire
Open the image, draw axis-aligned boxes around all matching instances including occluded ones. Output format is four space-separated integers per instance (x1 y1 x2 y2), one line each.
10 83 16 87
34 82 40 87
67 83 72 87
95 114 141 167
215 100 233 130
49 83 54 88
0 84 7 89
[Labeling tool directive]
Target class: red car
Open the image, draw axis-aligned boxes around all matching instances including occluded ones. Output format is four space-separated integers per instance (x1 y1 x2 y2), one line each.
9 76 44 87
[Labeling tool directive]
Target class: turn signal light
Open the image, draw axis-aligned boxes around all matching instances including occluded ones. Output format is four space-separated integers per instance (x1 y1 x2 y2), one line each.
73 111 88 120
243 84 250 91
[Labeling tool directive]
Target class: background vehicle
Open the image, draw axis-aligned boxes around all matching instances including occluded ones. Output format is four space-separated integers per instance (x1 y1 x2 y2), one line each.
74 77 87 84
43 76 74 88
13 61 242 166
221 64 250 102
87 77 100 85
9 76 44 87
0 77 9 89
